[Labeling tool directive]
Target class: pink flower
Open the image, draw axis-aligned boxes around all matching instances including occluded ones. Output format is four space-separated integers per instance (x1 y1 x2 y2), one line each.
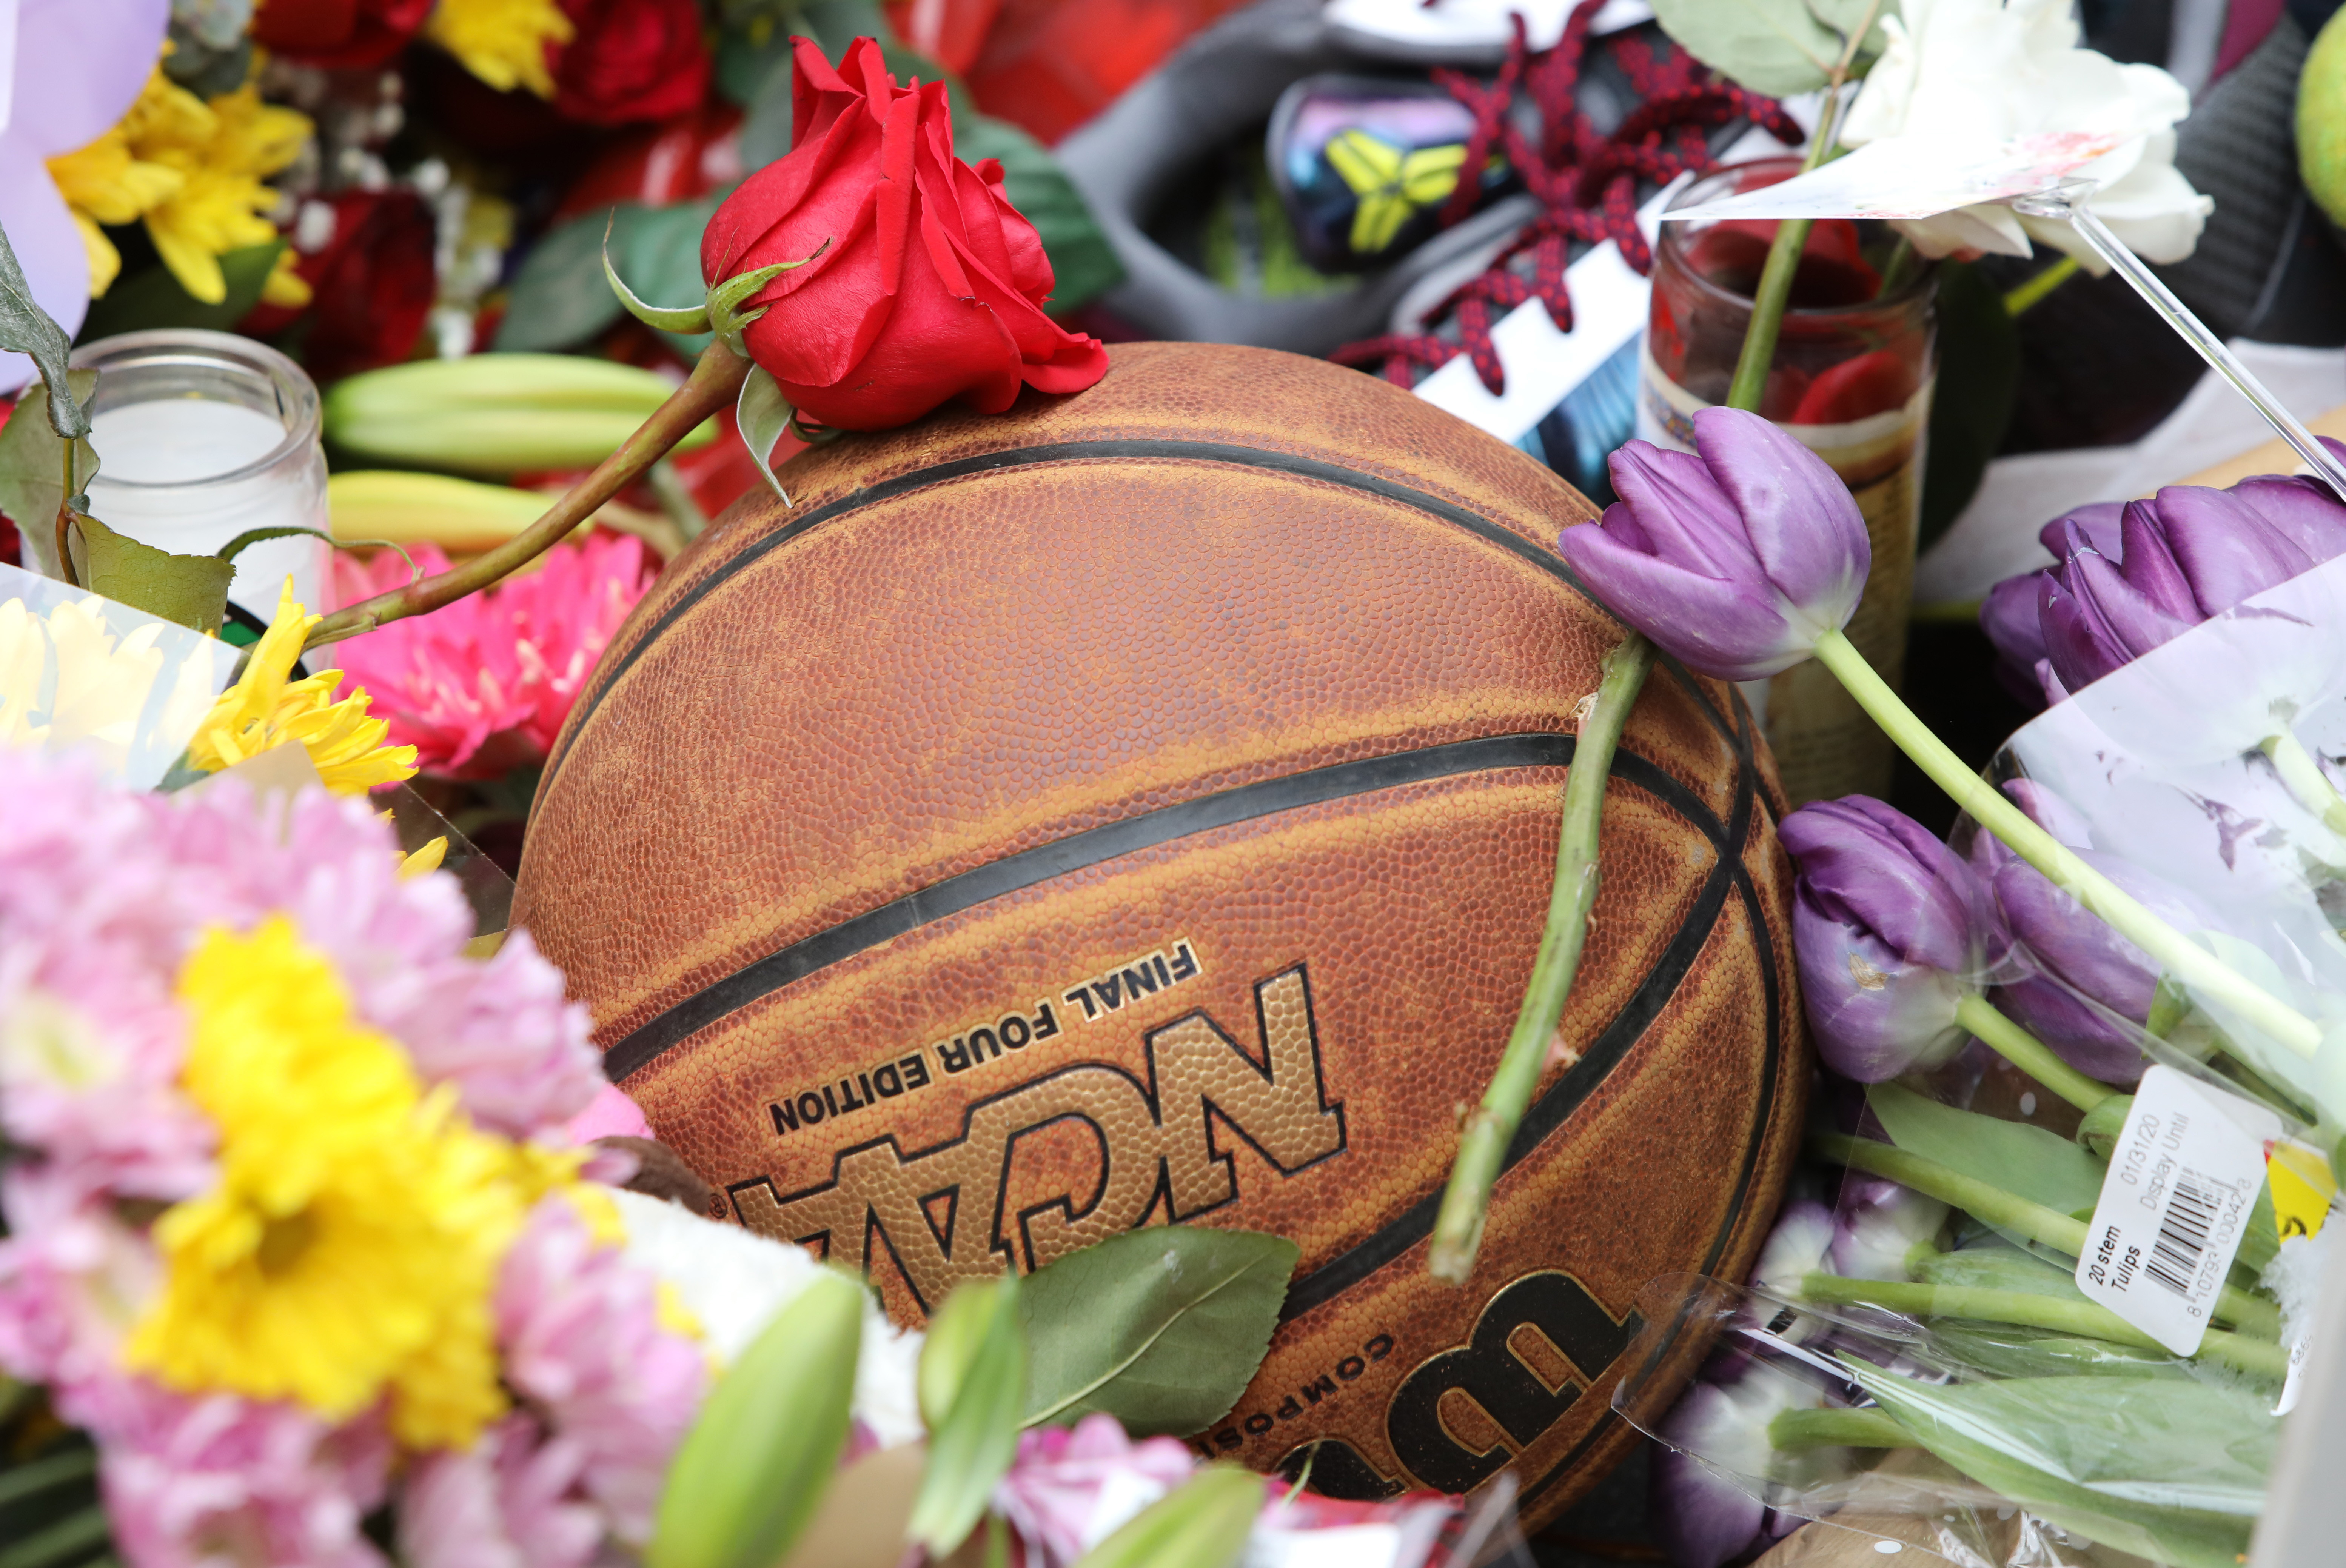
564 1083 651 1144
994 1414 1200 1568
330 534 657 779
493 1195 707 1544
86 1379 393 1568
0 1165 159 1393
398 1416 603 1568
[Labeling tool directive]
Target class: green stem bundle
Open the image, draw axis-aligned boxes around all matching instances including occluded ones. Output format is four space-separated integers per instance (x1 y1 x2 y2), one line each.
1429 633 1655 1280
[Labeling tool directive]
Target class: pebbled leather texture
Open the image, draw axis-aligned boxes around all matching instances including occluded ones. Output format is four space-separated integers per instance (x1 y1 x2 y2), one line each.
514 341 1808 1526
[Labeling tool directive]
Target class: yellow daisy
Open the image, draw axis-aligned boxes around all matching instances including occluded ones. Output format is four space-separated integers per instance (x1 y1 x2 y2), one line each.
186 579 418 796
424 0 576 98
126 919 540 1446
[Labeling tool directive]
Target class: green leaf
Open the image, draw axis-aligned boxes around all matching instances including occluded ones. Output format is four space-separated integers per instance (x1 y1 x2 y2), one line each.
69 512 235 633
79 241 288 343
1021 1227 1297 1436
1919 260 2019 550
0 221 88 441
1913 1242 2087 1298
621 195 731 358
497 209 642 352
1648 0 1846 97
957 113 1124 313
906 1274 1029 1556
736 364 796 504
0 369 97 574
1807 0 1898 63
649 1270 862 1568
1849 1365 2267 1568
1870 1084 2107 1219
1070 1466 1263 1568
1928 1322 2192 1380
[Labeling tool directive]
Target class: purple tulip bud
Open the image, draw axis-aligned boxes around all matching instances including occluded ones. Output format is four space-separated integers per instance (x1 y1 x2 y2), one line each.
1650 1374 1802 1568
1827 1176 1948 1281
1780 797 1986 1082
1749 1199 1836 1299
1557 408 1869 681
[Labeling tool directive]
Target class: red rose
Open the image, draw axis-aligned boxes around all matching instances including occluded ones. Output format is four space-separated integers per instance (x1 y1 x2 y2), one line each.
550 0 713 127
698 37 1108 432
242 191 437 385
250 0 434 70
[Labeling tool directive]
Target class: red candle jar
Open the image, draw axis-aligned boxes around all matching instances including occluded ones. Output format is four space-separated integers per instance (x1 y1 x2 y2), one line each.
1642 156 1938 805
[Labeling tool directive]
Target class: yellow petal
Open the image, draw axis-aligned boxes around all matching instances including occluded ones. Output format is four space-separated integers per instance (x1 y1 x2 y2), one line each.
398 837 449 880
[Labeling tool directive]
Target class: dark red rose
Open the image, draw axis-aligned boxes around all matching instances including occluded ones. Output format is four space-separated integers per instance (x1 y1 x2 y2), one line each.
243 191 438 385
698 37 1107 432
550 0 713 127
250 0 434 70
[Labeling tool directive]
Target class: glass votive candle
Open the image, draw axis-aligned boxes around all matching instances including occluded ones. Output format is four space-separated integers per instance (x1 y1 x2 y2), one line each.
1642 156 1938 806
71 329 330 627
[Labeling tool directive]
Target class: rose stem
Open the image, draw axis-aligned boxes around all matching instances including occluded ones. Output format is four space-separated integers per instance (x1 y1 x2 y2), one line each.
1809 626 2324 1061
1797 1274 2287 1380
2259 730 2346 836
1812 1132 2282 1338
299 340 751 654
1769 1406 1913 1450
1429 631 1654 1282
1721 0 1878 411
1954 993 2114 1114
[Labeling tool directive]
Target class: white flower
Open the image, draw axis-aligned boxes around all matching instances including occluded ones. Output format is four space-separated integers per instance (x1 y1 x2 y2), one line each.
608 1188 926 1448
1840 0 2211 265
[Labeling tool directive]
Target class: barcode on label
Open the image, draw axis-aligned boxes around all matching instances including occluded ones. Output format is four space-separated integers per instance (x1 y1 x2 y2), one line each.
2145 1171 2220 1298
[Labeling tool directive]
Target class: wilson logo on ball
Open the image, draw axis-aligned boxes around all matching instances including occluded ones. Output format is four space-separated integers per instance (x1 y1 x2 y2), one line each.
731 965 1350 1309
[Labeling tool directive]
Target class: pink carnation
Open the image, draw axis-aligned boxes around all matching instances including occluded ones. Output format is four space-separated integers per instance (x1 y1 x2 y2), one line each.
0 1165 160 1394
492 1194 707 1543
398 1415 602 1568
994 1414 1200 1568
330 533 656 779
86 1380 392 1568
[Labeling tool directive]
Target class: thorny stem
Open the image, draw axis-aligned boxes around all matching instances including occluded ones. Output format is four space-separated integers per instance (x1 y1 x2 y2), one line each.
1811 1133 2282 1339
1429 632 1656 1282
1722 0 1878 412
1954 993 2115 1115
1811 627 2324 1061
1796 1275 2288 1381
299 342 752 653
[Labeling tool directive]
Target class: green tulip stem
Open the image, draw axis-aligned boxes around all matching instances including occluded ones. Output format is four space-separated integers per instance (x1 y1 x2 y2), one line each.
2003 255 2081 317
301 340 753 653
1812 1133 2283 1339
1796 1274 2288 1381
1810 627 2325 1061
1768 1405 1913 1451
1953 993 2115 1114
2260 729 2346 836
1429 631 1655 1282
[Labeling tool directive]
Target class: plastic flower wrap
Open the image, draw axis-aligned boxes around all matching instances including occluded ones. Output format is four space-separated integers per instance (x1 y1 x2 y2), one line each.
329 533 656 780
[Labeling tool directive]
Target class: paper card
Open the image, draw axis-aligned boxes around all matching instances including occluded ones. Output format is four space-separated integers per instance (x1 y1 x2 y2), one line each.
0 562 240 789
1661 129 2135 224
2075 1066 2282 1356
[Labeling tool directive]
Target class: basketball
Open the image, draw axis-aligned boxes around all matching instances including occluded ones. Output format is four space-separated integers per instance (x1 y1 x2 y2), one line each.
512 341 1806 1526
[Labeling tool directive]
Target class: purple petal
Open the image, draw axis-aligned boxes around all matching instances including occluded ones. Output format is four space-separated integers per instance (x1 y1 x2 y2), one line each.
2151 485 2315 616
1750 1200 1836 1297
13 0 171 154
1991 843 2220 1026
1793 892 1967 1081
2232 473 2346 565
1690 406 1869 626
1557 519 1810 681
2113 500 2200 619
1607 440 1759 577
2040 542 2197 692
1779 797 1978 972
2003 778 2093 848
0 138 86 395
1828 1177 1948 1280
1980 571 2050 672
2037 502 2126 562
1990 975 2148 1085
1650 1390 1767 1568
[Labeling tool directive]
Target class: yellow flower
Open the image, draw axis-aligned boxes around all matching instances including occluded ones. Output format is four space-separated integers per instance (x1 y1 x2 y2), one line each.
186 579 417 796
43 63 314 307
125 919 573 1448
0 593 224 779
425 0 575 98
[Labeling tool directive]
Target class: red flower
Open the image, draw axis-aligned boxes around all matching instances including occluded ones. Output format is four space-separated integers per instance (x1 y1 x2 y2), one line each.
243 191 437 385
250 0 435 70
551 0 712 127
698 37 1107 432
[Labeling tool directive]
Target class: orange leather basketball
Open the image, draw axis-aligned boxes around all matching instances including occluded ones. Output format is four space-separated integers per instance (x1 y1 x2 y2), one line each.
513 341 1806 1525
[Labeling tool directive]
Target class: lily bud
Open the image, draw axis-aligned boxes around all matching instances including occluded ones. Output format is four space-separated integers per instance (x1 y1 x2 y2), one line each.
322 354 717 477
1556 408 1869 682
1780 797 1987 1082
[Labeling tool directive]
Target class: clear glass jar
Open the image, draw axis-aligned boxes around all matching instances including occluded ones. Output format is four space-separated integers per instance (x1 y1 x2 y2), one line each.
71 329 331 627
1642 157 1938 805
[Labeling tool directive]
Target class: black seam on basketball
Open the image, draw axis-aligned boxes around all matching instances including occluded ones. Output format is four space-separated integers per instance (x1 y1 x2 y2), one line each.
602 729 1695 1079
539 438 1618 793
1279 729 1755 1321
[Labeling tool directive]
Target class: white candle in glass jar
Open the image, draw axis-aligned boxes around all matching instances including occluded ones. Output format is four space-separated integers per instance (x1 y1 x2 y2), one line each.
72 331 331 626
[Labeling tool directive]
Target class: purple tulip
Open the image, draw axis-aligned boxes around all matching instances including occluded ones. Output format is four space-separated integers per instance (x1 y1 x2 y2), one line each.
1557 408 1869 681
1973 780 2223 1084
1780 797 1987 1082
1649 1371 1807 1568
1827 1176 1947 1282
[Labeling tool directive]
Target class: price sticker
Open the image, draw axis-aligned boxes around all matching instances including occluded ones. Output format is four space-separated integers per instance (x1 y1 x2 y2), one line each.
2075 1066 2281 1356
